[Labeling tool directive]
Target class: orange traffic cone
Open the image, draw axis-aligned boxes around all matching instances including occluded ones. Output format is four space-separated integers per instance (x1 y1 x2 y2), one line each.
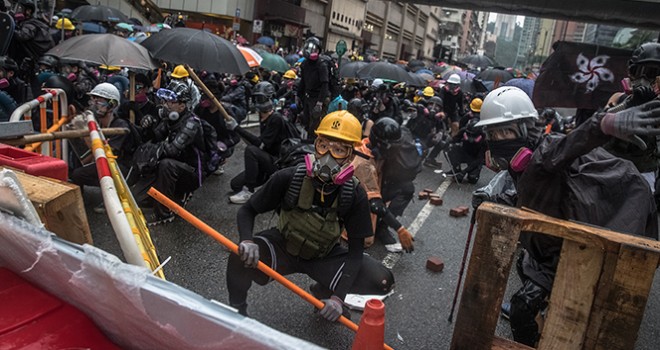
351 299 385 350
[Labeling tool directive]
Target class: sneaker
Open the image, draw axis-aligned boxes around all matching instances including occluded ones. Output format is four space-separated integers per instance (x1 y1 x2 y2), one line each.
424 158 443 168
213 166 225 175
229 186 253 204
181 192 194 208
385 243 403 253
501 302 511 320
147 211 175 226
93 203 106 214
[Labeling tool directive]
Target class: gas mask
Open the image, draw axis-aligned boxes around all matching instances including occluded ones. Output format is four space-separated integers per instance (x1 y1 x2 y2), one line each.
304 42 320 61
159 106 180 121
305 153 354 186
485 138 532 173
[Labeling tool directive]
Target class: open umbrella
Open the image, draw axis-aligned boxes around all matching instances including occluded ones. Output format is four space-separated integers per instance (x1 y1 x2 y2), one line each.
477 67 515 83
71 5 128 23
416 72 434 81
339 61 367 78
460 54 496 69
255 49 289 73
257 36 275 46
141 28 249 75
81 22 107 34
502 78 535 98
237 46 263 68
47 34 157 70
416 69 434 76
407 72 427 87
441 66 463 80
357 61 411 83
284 53 300 65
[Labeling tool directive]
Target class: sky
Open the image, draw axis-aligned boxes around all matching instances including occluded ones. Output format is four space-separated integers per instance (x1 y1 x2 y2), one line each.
488 13 525 25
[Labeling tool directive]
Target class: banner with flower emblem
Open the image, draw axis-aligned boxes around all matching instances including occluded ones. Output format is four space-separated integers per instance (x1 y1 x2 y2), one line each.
532 41 632 109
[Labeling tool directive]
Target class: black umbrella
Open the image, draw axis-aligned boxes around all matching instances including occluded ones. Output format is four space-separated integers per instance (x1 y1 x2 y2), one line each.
407 72 427 87
459 54 496 69
408 59 425 71
47 34 157 70
71 5 128 23
476 67 515 83
357 61 411 83
141 28 250 75
339 61 367 78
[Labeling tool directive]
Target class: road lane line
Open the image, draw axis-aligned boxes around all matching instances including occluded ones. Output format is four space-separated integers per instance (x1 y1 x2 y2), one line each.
382 177 453 269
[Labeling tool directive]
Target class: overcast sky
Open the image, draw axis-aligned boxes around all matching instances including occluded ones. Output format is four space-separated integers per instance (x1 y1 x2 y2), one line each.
488 13 525 25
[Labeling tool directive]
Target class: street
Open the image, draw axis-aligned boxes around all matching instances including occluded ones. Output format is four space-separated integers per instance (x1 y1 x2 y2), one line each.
85 135 660 350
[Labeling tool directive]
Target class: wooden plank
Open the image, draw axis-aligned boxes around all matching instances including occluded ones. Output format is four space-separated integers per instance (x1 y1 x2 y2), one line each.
582 250 619 349
450 209 521 350
491 336 535 350
538 241 604 350
592 245 659 350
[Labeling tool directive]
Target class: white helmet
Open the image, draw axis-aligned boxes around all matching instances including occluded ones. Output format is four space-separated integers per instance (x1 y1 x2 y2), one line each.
446 73 461 84
475 86 538 128
88 83 121 104
372 78 384 88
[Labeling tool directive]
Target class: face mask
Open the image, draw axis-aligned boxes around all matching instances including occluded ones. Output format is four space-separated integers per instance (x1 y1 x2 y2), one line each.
631 77 653 89
309 52 319 61
486 139 530 172
200 99 212 108
159 106 180 121
135 92 148 103
0 78 9 89
305 153 354 185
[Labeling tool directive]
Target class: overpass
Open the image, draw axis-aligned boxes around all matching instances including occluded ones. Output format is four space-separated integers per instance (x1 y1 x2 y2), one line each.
409 0 660 29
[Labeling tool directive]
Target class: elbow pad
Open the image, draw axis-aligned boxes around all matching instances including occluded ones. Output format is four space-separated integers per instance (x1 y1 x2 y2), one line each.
369 198 387 216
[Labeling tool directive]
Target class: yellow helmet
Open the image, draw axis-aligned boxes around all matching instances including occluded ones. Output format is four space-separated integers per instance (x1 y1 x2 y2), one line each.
283 70 297 79
171 65 189 79
315 111 363 145
99 64 121 71
423 86 434 97
56 18 75 30
469 98 483 113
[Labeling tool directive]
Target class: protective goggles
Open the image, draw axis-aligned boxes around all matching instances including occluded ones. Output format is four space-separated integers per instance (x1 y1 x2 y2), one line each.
253 94 271 104
156 88 179 102
304 43 320 54
315 137 353 159
631 64 660 81
89 96 111 108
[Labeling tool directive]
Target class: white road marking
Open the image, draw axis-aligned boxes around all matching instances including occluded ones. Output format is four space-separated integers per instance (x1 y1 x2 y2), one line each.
382 177 453 269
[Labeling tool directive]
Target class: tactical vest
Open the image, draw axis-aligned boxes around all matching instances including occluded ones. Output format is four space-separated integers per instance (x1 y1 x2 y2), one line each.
278 164 357 259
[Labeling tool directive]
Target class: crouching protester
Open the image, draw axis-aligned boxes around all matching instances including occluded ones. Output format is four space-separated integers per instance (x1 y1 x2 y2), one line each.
226 111 395 320
472 87 659 346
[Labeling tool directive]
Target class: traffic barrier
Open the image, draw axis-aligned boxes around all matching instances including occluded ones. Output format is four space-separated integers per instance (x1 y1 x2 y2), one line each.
351 299 385 350
0 143 68 181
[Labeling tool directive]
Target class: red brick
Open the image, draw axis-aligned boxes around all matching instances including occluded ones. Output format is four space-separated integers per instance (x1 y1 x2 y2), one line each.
426 257 444 272
418 191 430 200
429 196 443 206
450 206 469 217
423 188 435 194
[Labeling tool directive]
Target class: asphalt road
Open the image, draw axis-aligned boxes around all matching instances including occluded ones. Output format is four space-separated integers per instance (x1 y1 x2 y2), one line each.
84 130 660 350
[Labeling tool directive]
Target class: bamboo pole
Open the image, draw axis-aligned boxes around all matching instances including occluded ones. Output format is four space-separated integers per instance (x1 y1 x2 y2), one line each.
184 65 233 121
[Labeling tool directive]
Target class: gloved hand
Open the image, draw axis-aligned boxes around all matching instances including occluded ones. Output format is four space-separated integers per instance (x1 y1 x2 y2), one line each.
238 240 260 268
472 190 491 209
313 101 323 113
140 114 158 129
319 296 344 322
629 86 657 107
369 198 387 216
396 227 415 253
600 100 660 150
225 117 239 131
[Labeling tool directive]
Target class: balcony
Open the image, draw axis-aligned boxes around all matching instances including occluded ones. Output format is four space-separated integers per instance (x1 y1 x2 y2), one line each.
255 0 306 26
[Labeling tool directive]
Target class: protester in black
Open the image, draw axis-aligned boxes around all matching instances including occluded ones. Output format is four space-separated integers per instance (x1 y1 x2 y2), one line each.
298 37 330 137
9 0 54 64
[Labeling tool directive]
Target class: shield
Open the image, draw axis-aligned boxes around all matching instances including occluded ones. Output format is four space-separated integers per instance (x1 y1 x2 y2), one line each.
237 46 263 68
71 5 128 23
357 61 411 83
459 54 496 69
339 61 367 78
476 68 515 83
141 28 250 75
47 34 157 70
255 50 289 73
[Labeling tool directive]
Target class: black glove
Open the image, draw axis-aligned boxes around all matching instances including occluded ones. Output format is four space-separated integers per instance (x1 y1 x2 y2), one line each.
369 198 387 216
238 240 260 268
140 114 158 129
600 100 660 150
629 86 657 107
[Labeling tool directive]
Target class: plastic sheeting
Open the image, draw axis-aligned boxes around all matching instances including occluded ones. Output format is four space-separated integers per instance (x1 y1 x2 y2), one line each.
0 212 324 350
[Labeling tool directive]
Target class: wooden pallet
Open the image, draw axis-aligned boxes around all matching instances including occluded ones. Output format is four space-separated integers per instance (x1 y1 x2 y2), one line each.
450 202 660 350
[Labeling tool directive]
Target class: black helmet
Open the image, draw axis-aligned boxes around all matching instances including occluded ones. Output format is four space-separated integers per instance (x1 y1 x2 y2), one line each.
18 0 36 12
165 80 192 103
369 117 401 150
428 96 443 107
44 75 75 105
629 43 660 79
0 56 18 72
252 81 275 112
347 98 364 118
38 55 59 69
303 37 321 60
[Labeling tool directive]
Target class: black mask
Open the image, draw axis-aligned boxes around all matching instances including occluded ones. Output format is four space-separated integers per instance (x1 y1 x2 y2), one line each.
488 138 528 164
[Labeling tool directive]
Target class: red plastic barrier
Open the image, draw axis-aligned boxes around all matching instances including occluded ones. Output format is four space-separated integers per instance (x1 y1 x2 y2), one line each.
0 143 68 181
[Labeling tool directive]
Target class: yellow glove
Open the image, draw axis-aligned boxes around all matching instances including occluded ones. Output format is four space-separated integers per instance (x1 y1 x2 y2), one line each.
396 227 415 253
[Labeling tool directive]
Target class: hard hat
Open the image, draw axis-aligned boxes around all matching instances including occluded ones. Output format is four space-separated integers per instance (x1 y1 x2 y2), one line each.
469 98 483 113
171 65 189 79
55 18 75 30
372 78 384 88
475 87 538 128
99 64 121 71
283 70 297 79
315 111 363 145
88 83 121 104
446 73 461 84
422 86 434 97
38 55 59 68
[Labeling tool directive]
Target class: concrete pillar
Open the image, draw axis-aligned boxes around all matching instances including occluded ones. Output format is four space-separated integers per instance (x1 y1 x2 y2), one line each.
378 1 390 60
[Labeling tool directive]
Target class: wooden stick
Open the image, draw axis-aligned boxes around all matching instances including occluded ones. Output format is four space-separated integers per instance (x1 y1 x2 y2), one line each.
147 187 394 350
2 128 129 146
184 65 233 121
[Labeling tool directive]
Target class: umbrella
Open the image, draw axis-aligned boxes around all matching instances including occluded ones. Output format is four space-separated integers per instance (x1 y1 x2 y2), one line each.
257 36 275 46
416 72 434 81
441 66 463 80
71 5 128 23
476 67 515 83
141 28 249 75
407 72 427 87
81 22 107 34
431 65 448 75
357 61 411 83
502 78 535 98
459 54 496 69
284 53 300 65
408 59 425 70
416 69 434 76
237 46 263 68
506 67 525 78
47 34 157 70
255 49 289 73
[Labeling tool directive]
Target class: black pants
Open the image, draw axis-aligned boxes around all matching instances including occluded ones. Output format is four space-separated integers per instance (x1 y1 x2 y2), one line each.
510 277 550 346
71 161 135 189
227 228 394 308
132 158 200 216
447 145 483 180
229 145 278 192
381 180 414 218
302 96 326 140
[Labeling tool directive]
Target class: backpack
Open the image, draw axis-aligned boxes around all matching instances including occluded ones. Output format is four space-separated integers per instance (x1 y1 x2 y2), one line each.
381 127 423 184
283 117 302 139
320 55 341 99
193 116 222 174
276 138 315 169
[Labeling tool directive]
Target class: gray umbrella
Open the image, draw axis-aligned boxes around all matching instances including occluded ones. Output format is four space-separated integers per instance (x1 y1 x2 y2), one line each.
71 5 128 23
357 61 411 83
141 28 249 75
46 34 157 70
459 54 496 69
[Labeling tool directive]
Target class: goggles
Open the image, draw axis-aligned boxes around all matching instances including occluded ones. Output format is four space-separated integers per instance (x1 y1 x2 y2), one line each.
315 137 353 159
89 96 111 108
631 65 660 81
253 94 271 104
135 84 145 90
156 88 179 102
304 43 320 54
